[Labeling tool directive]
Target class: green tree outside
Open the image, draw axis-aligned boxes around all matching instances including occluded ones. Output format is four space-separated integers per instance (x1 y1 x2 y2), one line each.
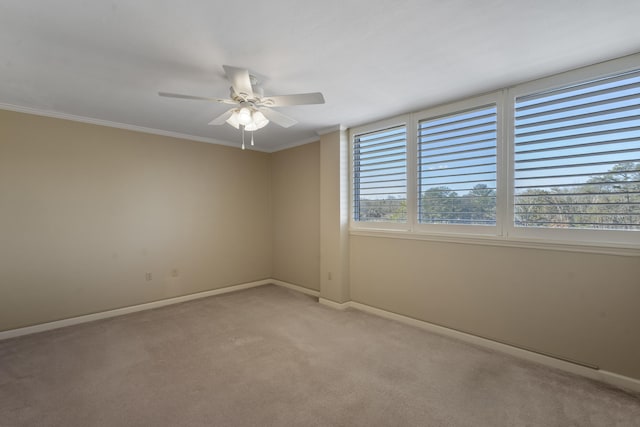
356 162 639 230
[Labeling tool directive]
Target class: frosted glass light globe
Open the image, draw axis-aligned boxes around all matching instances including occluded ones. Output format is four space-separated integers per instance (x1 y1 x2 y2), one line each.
237 107 252 126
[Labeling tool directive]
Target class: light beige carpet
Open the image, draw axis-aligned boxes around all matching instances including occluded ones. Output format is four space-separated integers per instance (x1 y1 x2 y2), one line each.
0 284 638 426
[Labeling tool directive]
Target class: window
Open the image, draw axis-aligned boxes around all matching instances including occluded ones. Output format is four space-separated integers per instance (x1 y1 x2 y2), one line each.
352 123 407 223
513 70 640 232
350 54 640 251
418 105 497 226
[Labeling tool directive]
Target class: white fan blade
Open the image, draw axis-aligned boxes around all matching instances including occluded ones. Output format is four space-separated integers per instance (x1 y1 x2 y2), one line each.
260 107 298 128
159 92 217 101
208 110 234 125
223 65 254 99
159 92 237 104
260 92 325 107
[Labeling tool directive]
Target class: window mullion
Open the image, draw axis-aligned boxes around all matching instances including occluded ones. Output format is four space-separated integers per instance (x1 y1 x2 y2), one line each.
503 88 515 239
407 113 418 231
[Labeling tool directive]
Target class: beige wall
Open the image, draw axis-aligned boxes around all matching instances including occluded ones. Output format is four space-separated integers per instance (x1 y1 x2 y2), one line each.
271 142 320 291
319 130 350 302
3 108 639 382
350 236 640 379
0 110 272 331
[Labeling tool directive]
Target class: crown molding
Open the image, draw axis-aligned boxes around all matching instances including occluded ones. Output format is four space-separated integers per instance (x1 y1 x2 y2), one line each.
0 102 275 153
315 124 347 136
267 134 322 153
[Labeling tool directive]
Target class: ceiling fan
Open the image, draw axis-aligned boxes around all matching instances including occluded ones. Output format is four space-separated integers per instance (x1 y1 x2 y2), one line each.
159 65 325 149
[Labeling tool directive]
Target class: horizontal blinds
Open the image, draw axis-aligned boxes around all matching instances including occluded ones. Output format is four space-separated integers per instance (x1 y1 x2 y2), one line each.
418 105 497 225
353 125 407 222
514 69 640 230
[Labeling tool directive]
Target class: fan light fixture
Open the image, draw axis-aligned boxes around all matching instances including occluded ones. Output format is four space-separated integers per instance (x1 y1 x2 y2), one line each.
225 108 269 131
237 107 252 125
225 107 270 149
245 110 269 131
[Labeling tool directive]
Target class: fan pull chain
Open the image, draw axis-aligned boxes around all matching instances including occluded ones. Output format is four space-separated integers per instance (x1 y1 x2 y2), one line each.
251 132 255 146
241 126 245 150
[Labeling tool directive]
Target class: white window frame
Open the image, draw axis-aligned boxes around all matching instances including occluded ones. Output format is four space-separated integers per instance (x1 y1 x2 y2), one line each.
350 114 411 232
349 53 640 255
413 92 504 237
506 54 640 248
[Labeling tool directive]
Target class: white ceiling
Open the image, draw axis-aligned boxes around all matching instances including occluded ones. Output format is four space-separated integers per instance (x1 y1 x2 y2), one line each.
1 1 640 152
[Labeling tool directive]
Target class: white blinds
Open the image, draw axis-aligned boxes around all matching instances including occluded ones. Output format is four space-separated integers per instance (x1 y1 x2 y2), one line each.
418 105 497 225
353 125 407 222
514 69 640 230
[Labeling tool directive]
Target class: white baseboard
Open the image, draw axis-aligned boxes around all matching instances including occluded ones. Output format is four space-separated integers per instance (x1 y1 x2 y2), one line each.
0 279 317 342
0 279 271 341
319 297 349 310
597 370 640 393
3 280 638 393
271 280 320 297
319 298 640 393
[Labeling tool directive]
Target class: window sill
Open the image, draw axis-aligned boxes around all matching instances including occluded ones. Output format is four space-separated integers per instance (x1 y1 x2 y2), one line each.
349 228 640 257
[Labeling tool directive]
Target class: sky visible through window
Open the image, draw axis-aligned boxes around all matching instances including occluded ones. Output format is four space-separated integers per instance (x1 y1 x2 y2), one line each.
353 69 640 229
418 105 496 225
353 125 407 222
514 69 640 230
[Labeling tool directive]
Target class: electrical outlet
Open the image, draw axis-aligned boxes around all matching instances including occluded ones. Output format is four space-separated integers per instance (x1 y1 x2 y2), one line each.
328 272 333 280
171 268 179 277
145 272 152 281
